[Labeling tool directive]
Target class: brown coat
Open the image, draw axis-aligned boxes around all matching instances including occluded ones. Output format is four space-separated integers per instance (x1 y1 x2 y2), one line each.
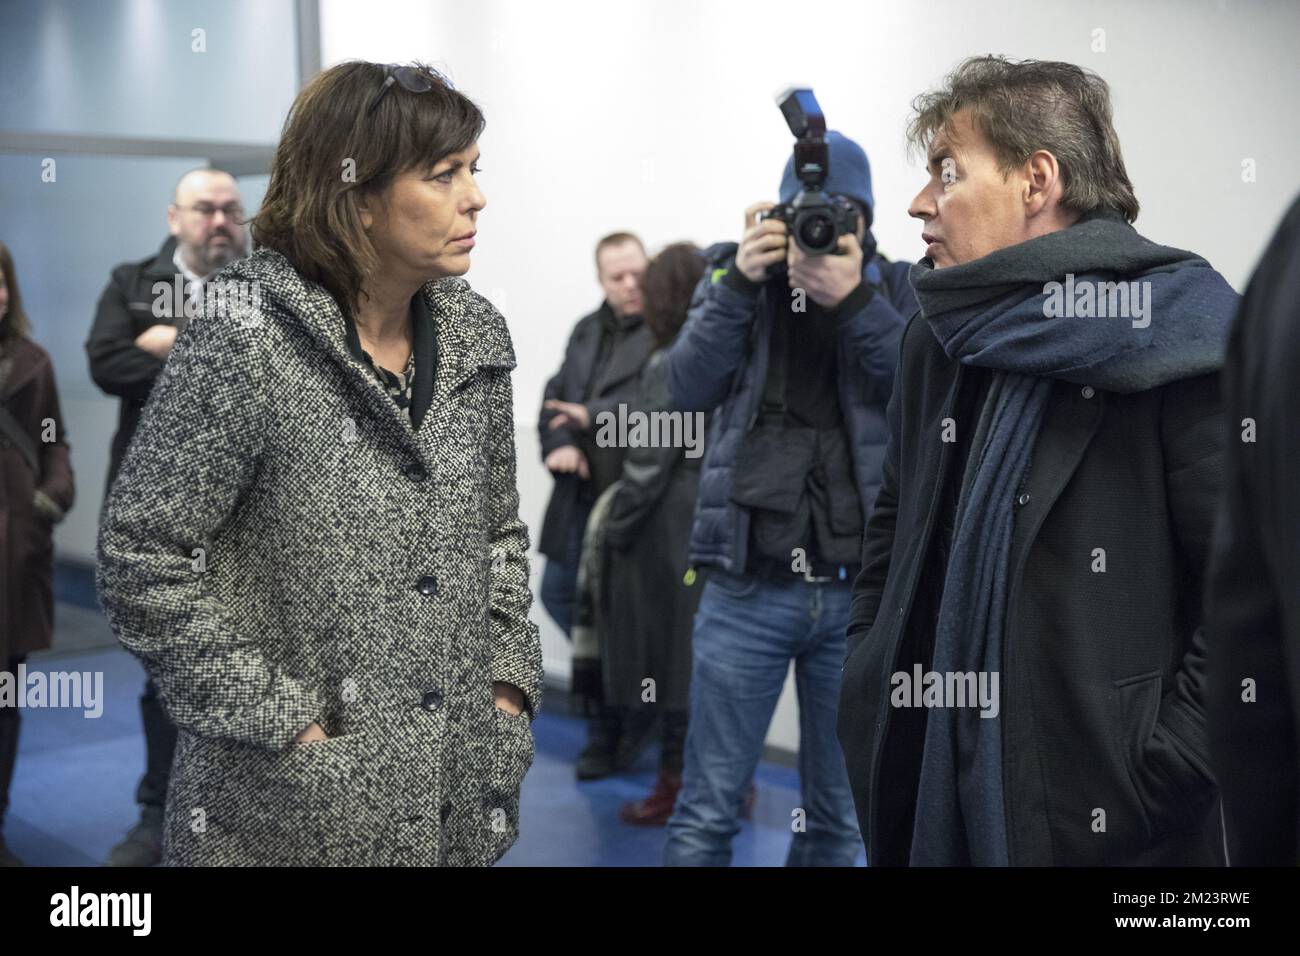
0 337 75 663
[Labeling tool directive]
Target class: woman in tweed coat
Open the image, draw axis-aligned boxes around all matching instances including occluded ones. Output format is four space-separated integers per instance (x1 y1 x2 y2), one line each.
96 61 542 866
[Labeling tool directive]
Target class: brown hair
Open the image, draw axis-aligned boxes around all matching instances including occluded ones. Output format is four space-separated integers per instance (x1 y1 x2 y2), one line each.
907 56 1140 223
0 241 31 346
594 231 645 271
640 242 704 345
251 61 485 315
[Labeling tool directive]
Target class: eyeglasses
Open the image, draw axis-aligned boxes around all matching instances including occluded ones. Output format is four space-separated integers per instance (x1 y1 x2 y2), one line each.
176 202 244 220
365 64 452 119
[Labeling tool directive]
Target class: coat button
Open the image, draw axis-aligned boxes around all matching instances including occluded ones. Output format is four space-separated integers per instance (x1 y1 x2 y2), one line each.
421 690 444 712
1016 493 1031 506
1081 385 1095 399
404 461 428 481
416 575 438 596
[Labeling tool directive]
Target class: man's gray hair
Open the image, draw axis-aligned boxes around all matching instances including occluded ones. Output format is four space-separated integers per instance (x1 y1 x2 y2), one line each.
908 56 1140 223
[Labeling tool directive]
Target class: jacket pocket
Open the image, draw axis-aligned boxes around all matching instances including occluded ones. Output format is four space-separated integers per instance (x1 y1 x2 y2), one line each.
166 731 368 866
1114 673 1214 841
704 568 759 600
479 708 535 864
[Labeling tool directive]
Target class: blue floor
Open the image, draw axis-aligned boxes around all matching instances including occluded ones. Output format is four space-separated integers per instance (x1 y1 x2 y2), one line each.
7 636 865 866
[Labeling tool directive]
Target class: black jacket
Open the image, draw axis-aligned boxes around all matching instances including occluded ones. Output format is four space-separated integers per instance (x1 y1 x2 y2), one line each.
1206 194 1300 866
838 313 1226 866
602 349 705 711
537 302 655 559
85 236 193 497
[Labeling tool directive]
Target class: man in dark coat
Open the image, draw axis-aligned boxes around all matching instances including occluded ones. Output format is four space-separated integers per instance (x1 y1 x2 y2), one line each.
84 168 248 866
537 232 656 779
1206 192 1300 866
839 56 1239 866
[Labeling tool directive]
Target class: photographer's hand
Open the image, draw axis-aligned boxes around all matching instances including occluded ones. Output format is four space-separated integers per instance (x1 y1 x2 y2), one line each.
737 201 788 282
788 233 864 309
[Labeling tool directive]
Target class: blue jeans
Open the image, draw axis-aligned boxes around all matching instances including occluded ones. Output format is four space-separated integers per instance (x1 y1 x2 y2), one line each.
539 499 592 638
664 570 862 866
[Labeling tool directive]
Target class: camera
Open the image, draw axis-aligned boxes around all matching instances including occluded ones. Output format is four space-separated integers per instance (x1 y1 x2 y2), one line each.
760 88 861 274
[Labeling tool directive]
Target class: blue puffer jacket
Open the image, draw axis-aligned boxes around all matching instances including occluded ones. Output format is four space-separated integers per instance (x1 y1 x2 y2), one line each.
668 241 917 573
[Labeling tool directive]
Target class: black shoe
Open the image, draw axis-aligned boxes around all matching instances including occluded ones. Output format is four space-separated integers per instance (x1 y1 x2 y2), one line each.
575 710 621 781
106 805 164 867
0 833 23 867
612 708 659 772
575 741 617 780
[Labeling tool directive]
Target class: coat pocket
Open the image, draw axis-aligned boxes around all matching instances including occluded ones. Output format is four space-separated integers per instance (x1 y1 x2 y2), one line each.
1114 673 1214 842
704 568 760 600
480 708 535 863
166 731 369 866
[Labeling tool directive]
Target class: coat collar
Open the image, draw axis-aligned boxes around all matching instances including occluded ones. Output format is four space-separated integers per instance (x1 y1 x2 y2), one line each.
341 290 436 430
144 236 181 280
215 247 515 443
0 337 46 399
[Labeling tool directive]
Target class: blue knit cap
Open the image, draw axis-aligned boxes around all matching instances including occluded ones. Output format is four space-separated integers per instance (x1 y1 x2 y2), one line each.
778 130 874 229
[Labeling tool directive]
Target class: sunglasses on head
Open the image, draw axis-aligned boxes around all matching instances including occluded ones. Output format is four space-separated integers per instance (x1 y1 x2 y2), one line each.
365 64 453 118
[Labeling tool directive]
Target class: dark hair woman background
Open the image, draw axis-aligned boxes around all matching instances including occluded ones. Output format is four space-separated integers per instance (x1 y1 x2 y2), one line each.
96 61 541 866
601 242 709 825
0 241 76 866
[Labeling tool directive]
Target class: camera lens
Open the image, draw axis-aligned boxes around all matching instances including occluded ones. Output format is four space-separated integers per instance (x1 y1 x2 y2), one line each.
800 214 833 252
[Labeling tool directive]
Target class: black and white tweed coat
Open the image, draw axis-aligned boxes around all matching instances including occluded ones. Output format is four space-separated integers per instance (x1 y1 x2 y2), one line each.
96 247 542 866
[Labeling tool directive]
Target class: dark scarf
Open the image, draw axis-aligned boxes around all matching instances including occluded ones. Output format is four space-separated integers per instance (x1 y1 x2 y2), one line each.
906 208 1239 866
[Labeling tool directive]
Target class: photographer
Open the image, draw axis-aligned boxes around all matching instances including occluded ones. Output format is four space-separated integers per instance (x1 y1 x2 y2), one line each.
664 129 916 866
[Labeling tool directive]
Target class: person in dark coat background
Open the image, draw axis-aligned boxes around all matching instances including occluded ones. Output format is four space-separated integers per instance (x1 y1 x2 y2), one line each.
1206 192 1300 866
840 57 1238 867
84 167 249 867
538 232 657 780
0 240 76 867
602 242 708 826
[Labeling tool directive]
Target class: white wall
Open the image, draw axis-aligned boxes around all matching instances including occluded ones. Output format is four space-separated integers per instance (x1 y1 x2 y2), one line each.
320 0 1300 750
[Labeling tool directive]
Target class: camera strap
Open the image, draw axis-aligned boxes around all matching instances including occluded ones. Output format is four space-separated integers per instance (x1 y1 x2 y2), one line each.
758 304 790 424
756 255 894 428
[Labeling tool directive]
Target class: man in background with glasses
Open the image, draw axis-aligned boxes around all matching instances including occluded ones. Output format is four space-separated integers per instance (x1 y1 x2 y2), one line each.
84 166 249 866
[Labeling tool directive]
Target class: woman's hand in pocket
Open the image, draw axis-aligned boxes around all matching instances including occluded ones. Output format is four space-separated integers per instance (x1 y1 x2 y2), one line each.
292 721 328 744
493 682 525 717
